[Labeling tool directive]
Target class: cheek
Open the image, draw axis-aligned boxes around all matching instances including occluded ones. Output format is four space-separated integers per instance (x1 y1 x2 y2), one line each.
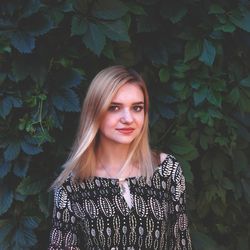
99 114 116 130
136 113 145 127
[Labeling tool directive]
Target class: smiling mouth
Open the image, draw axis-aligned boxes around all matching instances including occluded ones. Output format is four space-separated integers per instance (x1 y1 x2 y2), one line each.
116 128 135 134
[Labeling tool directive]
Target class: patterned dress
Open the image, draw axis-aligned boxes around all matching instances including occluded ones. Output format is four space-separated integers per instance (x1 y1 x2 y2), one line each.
48 154 192 249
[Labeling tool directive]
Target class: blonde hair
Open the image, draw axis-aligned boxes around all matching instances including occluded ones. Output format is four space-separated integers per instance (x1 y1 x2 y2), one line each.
52 65 156 187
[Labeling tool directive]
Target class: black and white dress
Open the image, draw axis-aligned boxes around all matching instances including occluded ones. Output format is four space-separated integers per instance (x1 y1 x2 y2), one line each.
48 154 192 249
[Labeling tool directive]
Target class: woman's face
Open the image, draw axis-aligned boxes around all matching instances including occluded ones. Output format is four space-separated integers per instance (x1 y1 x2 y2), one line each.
99 83 145 146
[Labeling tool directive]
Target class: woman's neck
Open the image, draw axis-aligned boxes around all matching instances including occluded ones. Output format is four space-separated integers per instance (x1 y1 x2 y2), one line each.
96 139 133 177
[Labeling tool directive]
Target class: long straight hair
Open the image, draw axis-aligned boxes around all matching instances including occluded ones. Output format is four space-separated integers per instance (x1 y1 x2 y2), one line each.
52 65 156 187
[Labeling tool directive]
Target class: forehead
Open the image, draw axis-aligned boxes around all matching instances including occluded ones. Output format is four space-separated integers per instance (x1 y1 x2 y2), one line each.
112 83 144 102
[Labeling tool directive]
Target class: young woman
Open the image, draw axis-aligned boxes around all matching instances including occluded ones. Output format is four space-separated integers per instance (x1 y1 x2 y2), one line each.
48 65 192 249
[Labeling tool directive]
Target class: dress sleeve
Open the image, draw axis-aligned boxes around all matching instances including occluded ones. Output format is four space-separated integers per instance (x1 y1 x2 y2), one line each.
48 183 83 250
170 161 192 250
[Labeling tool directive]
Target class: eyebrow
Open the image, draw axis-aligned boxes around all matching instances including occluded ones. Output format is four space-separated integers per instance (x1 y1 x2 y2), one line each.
110 102 144 105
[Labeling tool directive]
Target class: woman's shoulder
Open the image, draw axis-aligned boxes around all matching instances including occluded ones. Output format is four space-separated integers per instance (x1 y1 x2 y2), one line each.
157 152 184 179
53 174 82 194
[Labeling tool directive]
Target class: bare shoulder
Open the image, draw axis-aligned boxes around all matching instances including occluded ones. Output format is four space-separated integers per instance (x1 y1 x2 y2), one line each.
160 152 168 163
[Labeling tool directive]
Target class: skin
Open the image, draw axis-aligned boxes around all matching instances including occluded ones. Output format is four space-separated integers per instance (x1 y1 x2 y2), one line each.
96 83 145 177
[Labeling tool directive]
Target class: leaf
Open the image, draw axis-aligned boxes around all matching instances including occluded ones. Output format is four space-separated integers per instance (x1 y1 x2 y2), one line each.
168 135 198 156
159 68 170 82
71 15 88 36
199 39 216 66
160 3 187 23
10 31 35 54
21 0 41 18
227 87 240 105
137 15 160 33
157 103 175 119
23 13 54 36
207 90 222 107
13 160 29 177
0 162 11 178
102 42 115 60
0 96 22 118
21 142 43 155
191 231 218 250
193 86 209 106
229 8 250 32
16 176 47 195
99 20 130 42
0 97 12 119
92 0 128 20
52 89 80 112
4 142 21 161
21 216 40 229
0 219 14 243
214 22 236 33
144 42 168 65
222 177 234 190
39 192 51 218
13 227 37 247
0 186 13 215
184 39 202 62
240 76 250 88
82 22 106 56
12 56 30 81
127 2 146 15
208 4 225 14
178 159 194 183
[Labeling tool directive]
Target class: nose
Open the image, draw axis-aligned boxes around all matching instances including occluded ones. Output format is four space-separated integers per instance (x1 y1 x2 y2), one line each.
121 109 133 124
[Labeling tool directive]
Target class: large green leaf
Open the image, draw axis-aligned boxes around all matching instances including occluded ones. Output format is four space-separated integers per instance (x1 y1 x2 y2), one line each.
199 39 216 66
240 75 250 88
52 89 80 112
0 96 22 118
159 68 170 83
71 15 88 36
82 22 106 56
98 20 130 42
193 86 209 106
9 31 35 54
0 162 11 178
0 186 13 215
4 142 21 161
168 134 198 156
92 0 128 20
191 231 219 250
21 216 40 229
0 219 14 243
21 141 43 155
22 13 53 36
13 227 37 248
208 3 225 14
184 39 202 62
229 8 250 32
16 176 47 195
160 2 187 23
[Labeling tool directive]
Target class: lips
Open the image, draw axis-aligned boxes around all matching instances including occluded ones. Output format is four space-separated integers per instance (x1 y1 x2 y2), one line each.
116 128 135 134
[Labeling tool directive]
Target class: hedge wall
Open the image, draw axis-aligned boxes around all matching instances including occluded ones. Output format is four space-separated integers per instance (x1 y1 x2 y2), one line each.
1 0 250 249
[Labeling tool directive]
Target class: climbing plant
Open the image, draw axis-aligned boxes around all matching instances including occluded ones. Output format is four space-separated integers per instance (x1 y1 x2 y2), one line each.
0 0 250 249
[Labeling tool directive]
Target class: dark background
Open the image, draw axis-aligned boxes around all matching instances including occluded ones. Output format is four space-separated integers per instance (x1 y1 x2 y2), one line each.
0 0 250 249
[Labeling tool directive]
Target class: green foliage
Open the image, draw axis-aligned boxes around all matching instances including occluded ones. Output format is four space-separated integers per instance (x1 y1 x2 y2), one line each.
0 0 250 249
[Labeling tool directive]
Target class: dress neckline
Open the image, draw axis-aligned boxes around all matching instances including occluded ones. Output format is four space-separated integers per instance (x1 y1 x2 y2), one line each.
92 154 169 182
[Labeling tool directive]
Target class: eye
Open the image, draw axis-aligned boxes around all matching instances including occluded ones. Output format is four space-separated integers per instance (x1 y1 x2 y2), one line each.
133 105 144 112
108 105 120 112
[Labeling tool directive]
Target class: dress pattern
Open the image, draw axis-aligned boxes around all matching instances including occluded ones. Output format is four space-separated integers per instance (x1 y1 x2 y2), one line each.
48 154 192 249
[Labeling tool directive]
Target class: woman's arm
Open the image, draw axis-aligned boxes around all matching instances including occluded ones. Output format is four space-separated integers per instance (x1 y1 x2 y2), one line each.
48 183 83 250
171 161 192 250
